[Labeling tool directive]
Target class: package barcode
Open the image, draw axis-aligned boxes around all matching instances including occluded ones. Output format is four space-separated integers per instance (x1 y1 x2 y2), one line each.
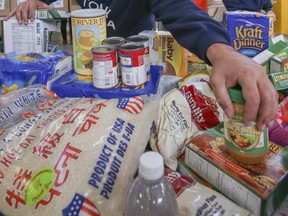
38 11 48 19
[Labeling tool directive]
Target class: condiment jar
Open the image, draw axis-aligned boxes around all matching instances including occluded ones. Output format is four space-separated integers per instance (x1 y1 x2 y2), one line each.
224 86 268 164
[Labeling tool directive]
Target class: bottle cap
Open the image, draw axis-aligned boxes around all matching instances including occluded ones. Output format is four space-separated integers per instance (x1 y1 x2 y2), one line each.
139 151 164 180
228 85 245 104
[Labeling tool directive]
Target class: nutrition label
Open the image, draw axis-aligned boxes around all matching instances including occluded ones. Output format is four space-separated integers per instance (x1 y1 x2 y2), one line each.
11 23 36 54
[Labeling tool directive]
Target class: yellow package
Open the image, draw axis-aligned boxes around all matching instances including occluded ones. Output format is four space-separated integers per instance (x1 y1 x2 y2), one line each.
139 30 188 77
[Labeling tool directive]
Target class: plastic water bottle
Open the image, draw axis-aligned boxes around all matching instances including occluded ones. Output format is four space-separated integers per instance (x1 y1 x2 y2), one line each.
125 151 178 216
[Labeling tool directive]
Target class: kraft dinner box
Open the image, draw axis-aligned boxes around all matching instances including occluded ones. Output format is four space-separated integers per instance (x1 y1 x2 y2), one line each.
224 11 269 58
184 123 288 216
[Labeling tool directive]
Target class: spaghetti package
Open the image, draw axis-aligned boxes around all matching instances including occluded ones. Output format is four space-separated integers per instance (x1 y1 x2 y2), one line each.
0 86 161 215
0 51 72 95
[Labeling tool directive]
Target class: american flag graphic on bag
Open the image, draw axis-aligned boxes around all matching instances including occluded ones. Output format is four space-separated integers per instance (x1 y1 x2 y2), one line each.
117 96 144 114
62 193 100 216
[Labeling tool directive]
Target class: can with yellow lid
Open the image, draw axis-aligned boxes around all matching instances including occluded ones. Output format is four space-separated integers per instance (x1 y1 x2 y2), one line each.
71 9 107 76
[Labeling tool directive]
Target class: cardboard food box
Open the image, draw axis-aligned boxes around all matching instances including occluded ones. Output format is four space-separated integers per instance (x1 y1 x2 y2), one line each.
50 0 69 12
36 9 70 20
208 5 226 23
270 47 288 73
3 18 57 54
184 123 288 216
252 40 288 74
0 0 10 17
10 0 26 12
139 30 188 77
10 0 69 12
69 0 81 12
224 11 269 58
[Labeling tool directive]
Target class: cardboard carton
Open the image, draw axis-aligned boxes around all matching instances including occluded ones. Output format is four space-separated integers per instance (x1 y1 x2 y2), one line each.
0 0 10 17
69 0 81 12
3 18 57 54
139 30 188 77
270 47 288 73
184 123 288 216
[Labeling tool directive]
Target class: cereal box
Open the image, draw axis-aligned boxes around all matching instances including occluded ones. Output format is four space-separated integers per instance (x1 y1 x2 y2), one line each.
184 123 288 216
224 11 269 58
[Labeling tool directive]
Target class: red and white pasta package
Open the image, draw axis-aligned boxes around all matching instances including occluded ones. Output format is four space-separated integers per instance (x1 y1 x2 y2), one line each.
0 85 161 216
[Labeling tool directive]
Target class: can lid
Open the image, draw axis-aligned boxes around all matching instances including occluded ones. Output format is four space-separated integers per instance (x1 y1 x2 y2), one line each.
92 45 115 53
71 9 106 18
228 85 245 104
102 37 126 46
126 35 149 43
120 42 144 51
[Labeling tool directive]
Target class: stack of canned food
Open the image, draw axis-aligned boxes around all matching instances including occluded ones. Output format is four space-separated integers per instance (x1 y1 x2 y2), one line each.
92 35 150 89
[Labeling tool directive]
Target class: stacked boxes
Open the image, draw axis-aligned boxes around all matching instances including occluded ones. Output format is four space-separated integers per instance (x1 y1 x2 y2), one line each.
184 123 288 216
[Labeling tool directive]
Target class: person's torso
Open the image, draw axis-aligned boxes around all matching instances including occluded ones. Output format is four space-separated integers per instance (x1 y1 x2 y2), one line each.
222 0 264 12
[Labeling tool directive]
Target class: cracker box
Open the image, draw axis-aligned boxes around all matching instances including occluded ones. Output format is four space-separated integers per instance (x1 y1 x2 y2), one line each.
139 30 188 77
184 123 288 216
224 11 269 58
270 47 288 73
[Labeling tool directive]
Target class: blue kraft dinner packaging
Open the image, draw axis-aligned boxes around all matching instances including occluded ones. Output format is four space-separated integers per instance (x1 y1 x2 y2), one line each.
224 11 269 58
0 51 72 95
50 65 163 99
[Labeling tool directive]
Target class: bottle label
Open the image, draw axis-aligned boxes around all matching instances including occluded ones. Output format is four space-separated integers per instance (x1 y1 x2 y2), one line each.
224 115 268 154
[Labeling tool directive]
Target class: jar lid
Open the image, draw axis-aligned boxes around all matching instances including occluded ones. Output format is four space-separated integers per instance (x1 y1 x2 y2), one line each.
228 85 245 104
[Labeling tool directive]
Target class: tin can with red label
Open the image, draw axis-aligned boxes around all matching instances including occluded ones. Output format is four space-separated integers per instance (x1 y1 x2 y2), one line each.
102 37 126 77
126 35 150 73
119 43 147 86
92 45 118 89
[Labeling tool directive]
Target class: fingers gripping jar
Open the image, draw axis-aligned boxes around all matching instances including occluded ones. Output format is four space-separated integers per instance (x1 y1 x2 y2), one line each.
224 86 268 164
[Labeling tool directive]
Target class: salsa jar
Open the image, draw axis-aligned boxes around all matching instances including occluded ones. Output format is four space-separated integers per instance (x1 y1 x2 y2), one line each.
224 86 268 164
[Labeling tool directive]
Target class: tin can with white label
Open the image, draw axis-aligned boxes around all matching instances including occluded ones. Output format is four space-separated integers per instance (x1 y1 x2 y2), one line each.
119 43 147 86
71 9 107 76
92 45 118 89
126 35 150 73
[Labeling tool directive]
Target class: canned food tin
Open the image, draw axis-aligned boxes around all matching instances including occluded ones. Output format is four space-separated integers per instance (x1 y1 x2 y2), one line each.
119 43 147 86
71 9 107 76
102 36 126 50
92 45 118 89
102 37 126 77
126 35 150 73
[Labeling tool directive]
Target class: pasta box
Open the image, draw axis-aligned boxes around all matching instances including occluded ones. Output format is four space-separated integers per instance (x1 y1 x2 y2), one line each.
184 123 288 216
224 11 269 58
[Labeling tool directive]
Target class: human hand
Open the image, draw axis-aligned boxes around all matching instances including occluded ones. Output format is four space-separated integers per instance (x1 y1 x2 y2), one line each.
267 10 276 22
4 0 54 25
206 43 278 131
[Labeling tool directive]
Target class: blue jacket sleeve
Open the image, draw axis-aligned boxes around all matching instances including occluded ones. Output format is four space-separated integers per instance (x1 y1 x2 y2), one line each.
262 0 273 12
148 0 231 64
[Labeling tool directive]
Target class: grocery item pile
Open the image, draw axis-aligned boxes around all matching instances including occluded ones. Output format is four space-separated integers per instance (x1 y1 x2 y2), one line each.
1 8 288 216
